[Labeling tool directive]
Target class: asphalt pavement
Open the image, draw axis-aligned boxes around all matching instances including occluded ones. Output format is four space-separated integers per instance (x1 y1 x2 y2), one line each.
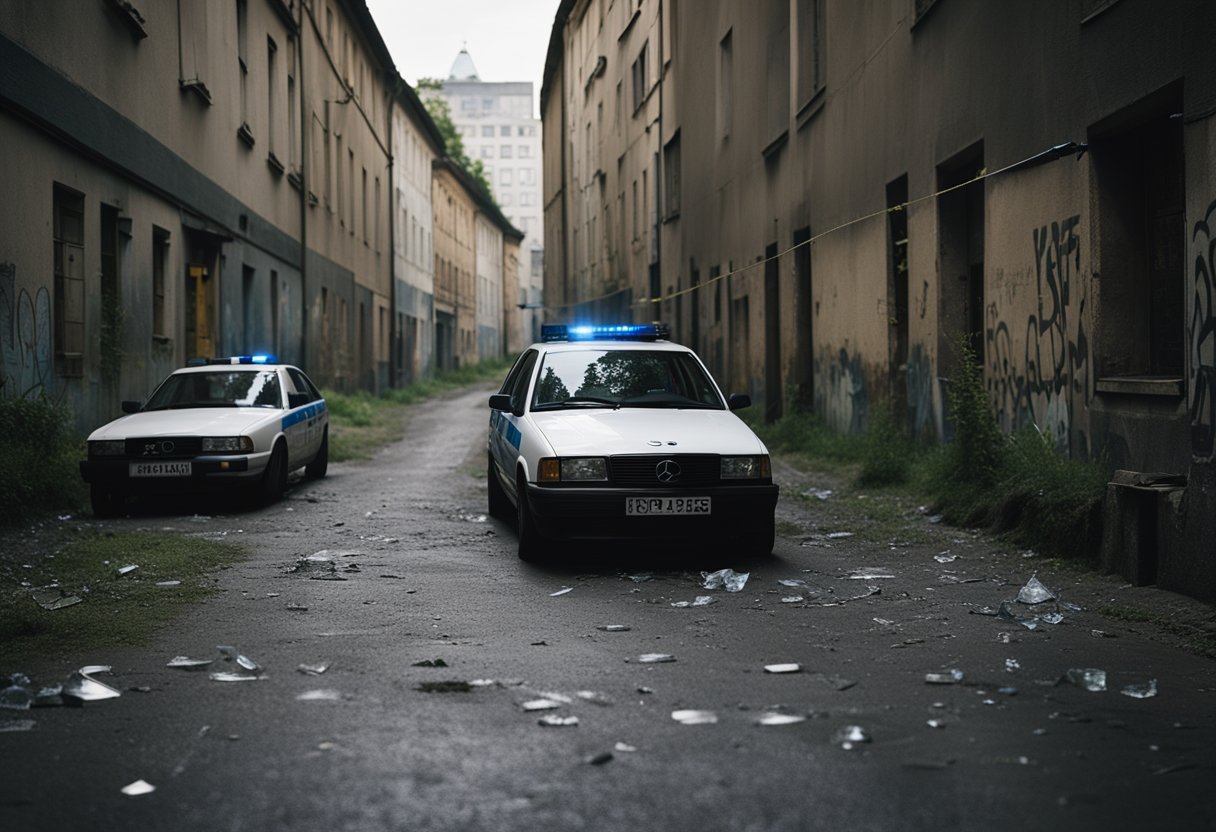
1 385 1215 832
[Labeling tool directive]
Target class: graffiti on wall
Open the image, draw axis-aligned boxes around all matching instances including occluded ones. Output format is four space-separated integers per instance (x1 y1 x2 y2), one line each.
1192 199 1216 459
906 342 935 436
816 348 868 435
0 264 52 397
985 216 1089 454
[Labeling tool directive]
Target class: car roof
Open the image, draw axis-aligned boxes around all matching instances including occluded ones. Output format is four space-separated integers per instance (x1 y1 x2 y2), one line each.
171 363 298 374
530 339 693 354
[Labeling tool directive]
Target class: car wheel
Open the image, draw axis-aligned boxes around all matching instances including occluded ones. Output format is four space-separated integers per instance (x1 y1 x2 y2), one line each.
516 471 545 562
90 484 123 518
306 428 329 479
487 455 511 519
259 442 288 505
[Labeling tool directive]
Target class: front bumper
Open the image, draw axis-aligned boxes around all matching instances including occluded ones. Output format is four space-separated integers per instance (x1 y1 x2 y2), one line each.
524 482 778 542
80 455 262 491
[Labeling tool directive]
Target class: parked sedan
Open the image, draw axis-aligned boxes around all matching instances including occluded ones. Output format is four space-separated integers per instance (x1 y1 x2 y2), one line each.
487 324 779 560
79 356 328 516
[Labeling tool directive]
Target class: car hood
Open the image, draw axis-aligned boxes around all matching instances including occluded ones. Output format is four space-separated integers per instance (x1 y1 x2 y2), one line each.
87 408 278 440
529 408 768 457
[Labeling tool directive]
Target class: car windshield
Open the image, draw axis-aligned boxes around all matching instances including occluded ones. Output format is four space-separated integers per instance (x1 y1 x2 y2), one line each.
531 349 724 411
143 370 283 410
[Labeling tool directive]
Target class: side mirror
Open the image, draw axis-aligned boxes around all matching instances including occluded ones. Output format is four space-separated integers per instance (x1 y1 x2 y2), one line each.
727 394 752 411
121 400 142 414
288 392 311 409
488 393 513 412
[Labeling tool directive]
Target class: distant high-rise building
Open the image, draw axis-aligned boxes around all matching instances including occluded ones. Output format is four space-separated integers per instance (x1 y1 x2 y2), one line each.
424 49 544 345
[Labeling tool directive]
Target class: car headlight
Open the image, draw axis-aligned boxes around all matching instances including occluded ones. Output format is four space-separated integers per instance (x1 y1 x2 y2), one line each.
538 457 608 482
560 457 608 481
201 436 254 453
89 440 126 456
721 455 770 480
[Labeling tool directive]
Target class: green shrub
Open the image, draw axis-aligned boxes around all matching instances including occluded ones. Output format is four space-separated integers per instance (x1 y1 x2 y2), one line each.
857 406 914 487
0 395 85 523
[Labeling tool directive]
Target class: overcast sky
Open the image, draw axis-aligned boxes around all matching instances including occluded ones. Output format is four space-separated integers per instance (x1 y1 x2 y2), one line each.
365 0 561 114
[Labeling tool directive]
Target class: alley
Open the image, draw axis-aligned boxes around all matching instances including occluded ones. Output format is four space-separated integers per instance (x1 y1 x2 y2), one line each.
2 385 1214 832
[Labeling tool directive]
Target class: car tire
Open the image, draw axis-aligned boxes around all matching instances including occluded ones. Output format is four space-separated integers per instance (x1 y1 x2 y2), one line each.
487 455 511 519
516 471 546 562
259 442 288 505
90 484 123 518
306 428 329 479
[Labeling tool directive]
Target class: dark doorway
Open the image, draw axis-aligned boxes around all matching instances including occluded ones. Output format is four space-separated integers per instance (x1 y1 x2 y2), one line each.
887 176 909 420
937 143 985 370
793 226 812 410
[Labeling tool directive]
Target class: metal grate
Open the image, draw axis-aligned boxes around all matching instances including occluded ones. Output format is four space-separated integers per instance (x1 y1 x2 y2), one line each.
608 455 720 488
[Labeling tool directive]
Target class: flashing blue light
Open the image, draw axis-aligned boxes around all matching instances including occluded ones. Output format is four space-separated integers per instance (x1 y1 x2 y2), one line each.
541 323 669 343
210 354 279 365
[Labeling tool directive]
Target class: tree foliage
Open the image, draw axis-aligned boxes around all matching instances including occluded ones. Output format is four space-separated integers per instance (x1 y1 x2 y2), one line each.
416 78 495 199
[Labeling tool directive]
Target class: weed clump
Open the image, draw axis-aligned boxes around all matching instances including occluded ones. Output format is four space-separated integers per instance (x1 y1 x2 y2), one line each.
0 395 84 524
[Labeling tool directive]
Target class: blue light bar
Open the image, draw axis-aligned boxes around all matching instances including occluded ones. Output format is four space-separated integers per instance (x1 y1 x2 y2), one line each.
541 323 670 342
210 354 279 365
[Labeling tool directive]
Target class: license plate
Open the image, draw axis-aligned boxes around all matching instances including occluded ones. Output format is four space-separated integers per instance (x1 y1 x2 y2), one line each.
129 461 192 478
625 496 711 515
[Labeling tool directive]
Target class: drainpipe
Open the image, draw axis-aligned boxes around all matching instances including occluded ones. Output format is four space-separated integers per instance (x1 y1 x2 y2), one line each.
297 0 308 369
657 0 664 328
387 77 399 388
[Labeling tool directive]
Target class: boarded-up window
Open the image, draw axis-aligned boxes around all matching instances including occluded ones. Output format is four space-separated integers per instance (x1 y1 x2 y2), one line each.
53 185 85 377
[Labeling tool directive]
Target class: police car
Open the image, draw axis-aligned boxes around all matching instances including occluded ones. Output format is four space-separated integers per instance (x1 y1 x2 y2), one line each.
487 324 779 560
80 356 328 516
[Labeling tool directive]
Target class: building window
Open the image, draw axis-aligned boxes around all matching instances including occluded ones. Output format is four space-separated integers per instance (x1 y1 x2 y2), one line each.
362 166 369 243
481 146 494 159
500 145 513 158
519 144 532 158
237 0 250 132
718 30 733 140
500 169 513 186
518 125 536 136
482 97 494 111
664 132 681 218
520 193 535 207
520 168 536 185
796 0 826 111
287 39 297 171
53 184 85 377
152 226 169 337
267 36 279 163
501 125 512 136
482 125 494 137
1091 84 1185 387
631 40 649 113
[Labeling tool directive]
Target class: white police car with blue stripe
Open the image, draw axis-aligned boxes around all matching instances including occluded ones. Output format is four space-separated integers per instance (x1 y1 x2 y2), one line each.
488 324 778 561
80 356 328 516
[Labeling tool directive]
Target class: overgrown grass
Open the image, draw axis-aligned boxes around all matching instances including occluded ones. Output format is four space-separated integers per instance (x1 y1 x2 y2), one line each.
0 531 244 663
0 395 86 525
753 342 1108 561
323 357 515 462
1099 604 1216 659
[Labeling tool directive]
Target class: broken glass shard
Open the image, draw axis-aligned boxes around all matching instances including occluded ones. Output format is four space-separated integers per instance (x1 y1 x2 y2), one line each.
296 689 342 701
577 690 614 706
1016 574 1057 605
31 588 83 610
166 656 213 670
701 568 750 592
781 596 804 604
597 624 630 632
116 564 138 576
550 587 574 597
614 742 637 753
757 712 806 726
209 672 266 682
636 653 676 663
1065 668 1107 692
521 699 562 711
764 663 802 674
1005 658 1020 672
1038 611 1064 625
1121 679 1158 699
934 553 958 564
0 719 36 732
826 531 855 539
670 601 690 608
156 580 181 587
217 645 260 674
691 595 716 606
778 579 808 588
873 618 895 625
121 780 155 796
672 709 718 725
296 663 330 676
537 715 579 727
848 568 894 580
62 666 122 701
0 676 33 711
926 719 946 729
834 725 871 749
998 601 1039 630
925 669 964 685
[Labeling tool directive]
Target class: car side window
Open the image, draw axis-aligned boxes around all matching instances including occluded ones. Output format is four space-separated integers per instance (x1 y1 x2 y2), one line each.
286 368 317 403
498 350 532 395
509 351 538 412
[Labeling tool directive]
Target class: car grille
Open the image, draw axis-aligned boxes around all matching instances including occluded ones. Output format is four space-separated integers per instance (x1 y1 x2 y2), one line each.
126 437 204 457
608 455 720 488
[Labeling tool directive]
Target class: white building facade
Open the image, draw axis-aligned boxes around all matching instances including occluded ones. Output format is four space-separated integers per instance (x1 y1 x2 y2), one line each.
428 49 544 348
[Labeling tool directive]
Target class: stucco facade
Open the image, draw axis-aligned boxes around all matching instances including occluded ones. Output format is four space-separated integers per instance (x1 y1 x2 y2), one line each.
544 0 1216 599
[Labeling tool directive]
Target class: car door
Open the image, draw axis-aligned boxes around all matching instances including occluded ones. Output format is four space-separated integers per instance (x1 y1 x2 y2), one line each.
286 368 325 462
492 350 537 496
